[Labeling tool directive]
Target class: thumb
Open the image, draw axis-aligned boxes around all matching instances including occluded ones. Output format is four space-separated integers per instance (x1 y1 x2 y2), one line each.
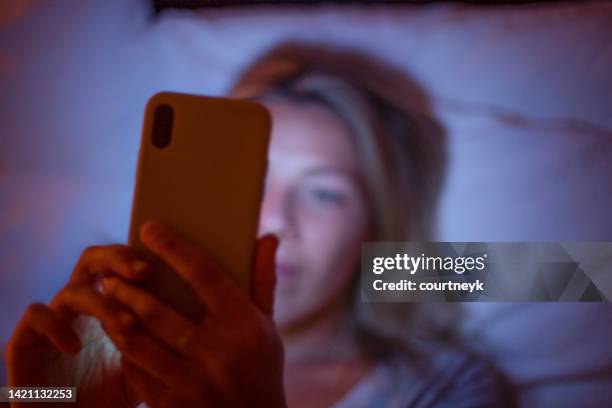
251 234 279 318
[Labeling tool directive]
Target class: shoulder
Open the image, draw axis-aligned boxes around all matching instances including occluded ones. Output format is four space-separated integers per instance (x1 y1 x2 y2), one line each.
401 344 516 408
334 344 515 408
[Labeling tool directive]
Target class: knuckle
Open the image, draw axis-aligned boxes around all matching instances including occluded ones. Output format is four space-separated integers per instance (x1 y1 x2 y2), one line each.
105 246 127 262
137 301 159 325
24 302 46 319
107 243 127 251
105 246 130 265
114 311 138 334
81 245 102 258
110 244 135 261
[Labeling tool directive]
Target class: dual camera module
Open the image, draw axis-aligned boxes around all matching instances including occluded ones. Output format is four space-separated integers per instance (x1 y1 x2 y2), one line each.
151 104 174 148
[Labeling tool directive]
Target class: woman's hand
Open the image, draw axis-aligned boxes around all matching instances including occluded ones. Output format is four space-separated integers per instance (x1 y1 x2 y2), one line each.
100 221 286 408
4 244 152 408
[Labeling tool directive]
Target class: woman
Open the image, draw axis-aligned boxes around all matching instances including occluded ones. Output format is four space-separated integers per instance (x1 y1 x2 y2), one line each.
5 43 513 407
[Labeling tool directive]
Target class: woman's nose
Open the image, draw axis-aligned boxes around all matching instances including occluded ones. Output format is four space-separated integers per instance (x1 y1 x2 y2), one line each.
258 184 293 239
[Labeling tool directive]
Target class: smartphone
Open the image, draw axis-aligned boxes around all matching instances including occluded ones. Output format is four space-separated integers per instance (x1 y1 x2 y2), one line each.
128 92 271 323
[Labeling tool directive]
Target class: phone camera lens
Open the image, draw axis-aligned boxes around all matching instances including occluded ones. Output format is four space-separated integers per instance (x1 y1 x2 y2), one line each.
151 104 174 148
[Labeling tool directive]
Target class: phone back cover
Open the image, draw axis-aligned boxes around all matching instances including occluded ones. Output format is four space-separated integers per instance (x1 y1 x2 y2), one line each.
128 92 271 321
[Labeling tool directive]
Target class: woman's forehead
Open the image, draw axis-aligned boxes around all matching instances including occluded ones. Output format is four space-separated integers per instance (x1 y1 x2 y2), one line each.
265 101 360 172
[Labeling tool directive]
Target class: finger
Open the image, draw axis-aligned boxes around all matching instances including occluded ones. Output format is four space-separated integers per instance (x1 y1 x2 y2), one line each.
105 323 197 394
16 303 81 355
122 357 207 408
71 244 151 285
102 276 199 355
251 234 279 318
50 283 134 333
139 221 244 315
121 356 166 408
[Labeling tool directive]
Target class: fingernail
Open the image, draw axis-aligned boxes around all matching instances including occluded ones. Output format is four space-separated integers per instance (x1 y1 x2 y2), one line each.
130 259 149 277
102 276 116 292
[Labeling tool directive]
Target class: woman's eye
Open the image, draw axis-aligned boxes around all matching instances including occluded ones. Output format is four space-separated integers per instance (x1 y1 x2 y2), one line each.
310 189 345 206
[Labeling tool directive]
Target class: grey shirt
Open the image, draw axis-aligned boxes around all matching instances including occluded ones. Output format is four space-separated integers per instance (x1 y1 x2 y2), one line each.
332 347 513 408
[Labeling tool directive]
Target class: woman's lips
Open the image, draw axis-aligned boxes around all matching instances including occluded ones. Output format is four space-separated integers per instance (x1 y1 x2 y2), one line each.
275 263 299 280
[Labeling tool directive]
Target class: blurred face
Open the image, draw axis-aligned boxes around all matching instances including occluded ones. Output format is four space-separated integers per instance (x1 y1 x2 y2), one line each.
258 100 370 330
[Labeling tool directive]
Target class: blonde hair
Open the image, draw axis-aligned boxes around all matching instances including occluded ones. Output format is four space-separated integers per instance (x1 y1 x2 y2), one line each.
229 42 458 361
